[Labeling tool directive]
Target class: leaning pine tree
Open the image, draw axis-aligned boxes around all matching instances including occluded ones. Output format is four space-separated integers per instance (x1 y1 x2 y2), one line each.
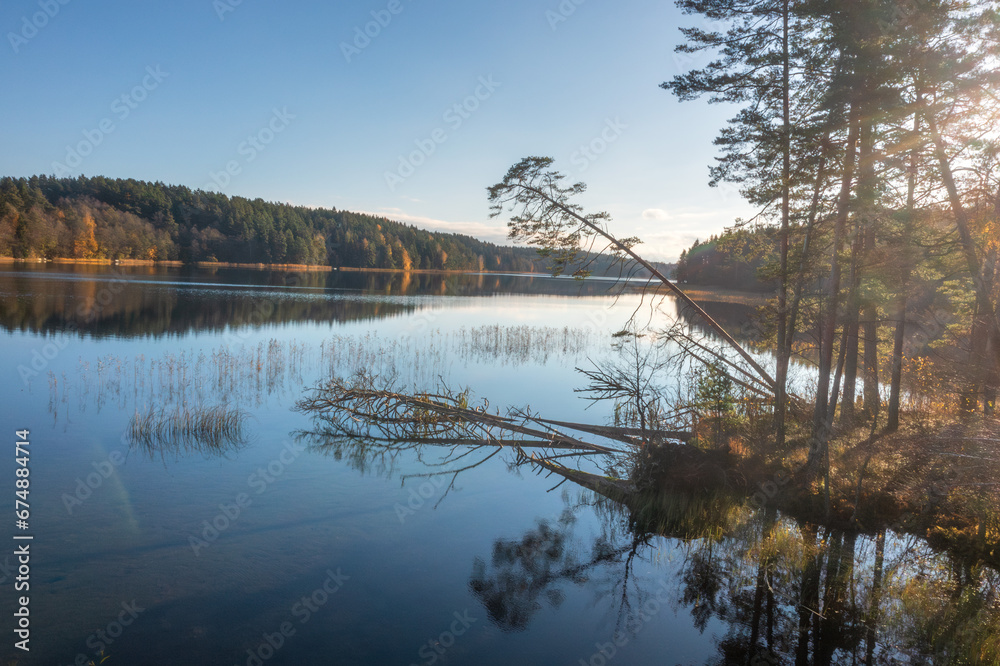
296 157 777 494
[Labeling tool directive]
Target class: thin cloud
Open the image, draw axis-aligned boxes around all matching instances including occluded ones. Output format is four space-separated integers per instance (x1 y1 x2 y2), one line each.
357 209 512 245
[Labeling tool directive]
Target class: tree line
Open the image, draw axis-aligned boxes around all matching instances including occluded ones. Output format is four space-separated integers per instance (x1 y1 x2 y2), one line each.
673 230 772 291
0 175 545 272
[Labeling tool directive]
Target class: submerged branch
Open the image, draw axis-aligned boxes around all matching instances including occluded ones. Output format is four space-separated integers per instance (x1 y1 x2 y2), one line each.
294 372 621 458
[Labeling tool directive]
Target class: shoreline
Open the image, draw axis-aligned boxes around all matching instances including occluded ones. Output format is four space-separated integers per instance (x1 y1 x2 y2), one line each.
0 257 332 271
666 285 770 304
0 257 767 301
334 266 542 276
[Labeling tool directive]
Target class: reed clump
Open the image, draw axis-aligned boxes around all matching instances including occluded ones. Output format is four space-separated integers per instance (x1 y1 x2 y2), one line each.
127 404 248 455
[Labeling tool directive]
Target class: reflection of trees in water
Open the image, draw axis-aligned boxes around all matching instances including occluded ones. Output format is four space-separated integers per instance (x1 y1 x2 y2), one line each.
682 300 761 343
467 502 652 634
469 510 579 631
288 417 1000 663
0 266 652 337
467 482 1000 664
0 273 418 337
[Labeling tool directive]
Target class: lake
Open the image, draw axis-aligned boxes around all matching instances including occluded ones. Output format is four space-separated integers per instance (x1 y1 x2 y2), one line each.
0 265 995 665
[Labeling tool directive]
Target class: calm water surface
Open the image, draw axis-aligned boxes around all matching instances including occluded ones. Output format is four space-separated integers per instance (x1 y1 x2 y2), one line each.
0 265 994 665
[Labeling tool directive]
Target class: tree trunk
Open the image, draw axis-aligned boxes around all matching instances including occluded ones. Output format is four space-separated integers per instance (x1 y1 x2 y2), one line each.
774 0 792 450
841 316 860 423
841 214 864 425
983 246 998 415
987 325 998 416
810 101 860 472
828 325 850 422
926 114 994 322
964 315 991 413
887 295 906 431
926 112 999 411
856 118 879 420
862 299 880 418
787 136 831 358
864 528 886 666
888 102 921 431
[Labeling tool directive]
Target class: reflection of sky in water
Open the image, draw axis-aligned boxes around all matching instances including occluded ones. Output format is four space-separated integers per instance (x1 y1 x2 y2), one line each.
1 268 716 665
0 266 984 665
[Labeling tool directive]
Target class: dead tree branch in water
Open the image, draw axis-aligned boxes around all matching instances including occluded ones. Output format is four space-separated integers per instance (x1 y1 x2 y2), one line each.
295 371 697 483
296 371 621 454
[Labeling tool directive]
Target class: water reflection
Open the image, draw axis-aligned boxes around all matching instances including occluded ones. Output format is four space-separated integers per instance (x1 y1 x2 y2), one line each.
292 426 1000 664
0 267 417 337
47 326 604 428
484 479 1000 664
469 510 604 632
0 265 757 338
127 404 250 461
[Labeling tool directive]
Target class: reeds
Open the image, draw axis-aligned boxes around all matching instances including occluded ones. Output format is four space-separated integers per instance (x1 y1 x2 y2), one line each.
54 325 608 430
127 404 248 456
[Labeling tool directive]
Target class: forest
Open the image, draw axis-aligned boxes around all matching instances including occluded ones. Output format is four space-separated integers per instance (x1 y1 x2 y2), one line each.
0 175 544 272
674 228 772 291
660 0 1000 440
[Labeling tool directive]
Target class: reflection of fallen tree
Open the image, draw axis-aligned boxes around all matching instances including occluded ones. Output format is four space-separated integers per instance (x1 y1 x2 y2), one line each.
294 386 1000 662
292 370 742 502
467 479 747 640
297 372 658 454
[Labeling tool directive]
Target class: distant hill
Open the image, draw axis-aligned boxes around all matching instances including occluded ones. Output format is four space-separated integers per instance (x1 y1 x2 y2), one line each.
0 175 543 271
0 175 676 277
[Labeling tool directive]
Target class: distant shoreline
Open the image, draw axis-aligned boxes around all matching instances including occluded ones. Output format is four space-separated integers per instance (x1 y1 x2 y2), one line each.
334 266 543 276
667 285 769 304
0 257 765 302
0 257 332 271
0 257 543 275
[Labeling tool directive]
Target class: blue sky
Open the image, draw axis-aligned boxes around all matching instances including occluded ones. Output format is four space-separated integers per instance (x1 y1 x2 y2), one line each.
1 0 755 260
